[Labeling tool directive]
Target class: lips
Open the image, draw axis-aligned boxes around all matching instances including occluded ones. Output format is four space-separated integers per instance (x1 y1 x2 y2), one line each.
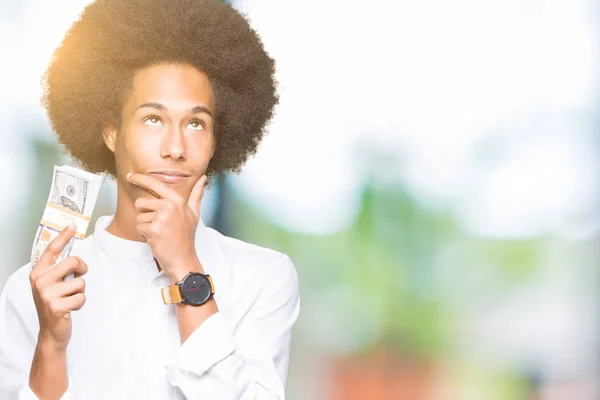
148 170 191 184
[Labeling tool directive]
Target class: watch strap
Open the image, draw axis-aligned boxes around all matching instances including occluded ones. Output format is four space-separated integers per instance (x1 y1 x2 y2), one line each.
161 285 184 305
207 275 215 295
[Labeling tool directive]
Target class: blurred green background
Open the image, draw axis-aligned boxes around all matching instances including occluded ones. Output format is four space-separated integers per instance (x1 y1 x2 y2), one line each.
1 0 599 399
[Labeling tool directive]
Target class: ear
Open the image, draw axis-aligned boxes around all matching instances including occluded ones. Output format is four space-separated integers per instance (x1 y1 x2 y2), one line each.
103 123 117 153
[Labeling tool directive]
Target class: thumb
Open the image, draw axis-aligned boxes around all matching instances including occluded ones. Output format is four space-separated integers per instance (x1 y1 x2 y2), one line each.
188 174 207 218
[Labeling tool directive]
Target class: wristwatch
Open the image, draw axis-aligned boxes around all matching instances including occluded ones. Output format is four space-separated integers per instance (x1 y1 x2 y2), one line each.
161 272 215 306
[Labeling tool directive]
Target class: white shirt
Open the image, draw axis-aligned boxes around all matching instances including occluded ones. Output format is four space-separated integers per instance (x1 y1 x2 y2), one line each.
0 216 300 400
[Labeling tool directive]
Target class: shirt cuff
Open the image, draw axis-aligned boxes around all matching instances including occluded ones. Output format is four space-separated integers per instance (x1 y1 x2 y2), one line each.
19 376 72 400
166 312 236 379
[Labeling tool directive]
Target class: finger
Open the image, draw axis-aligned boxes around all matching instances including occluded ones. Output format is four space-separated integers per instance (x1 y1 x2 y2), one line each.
136 222 154 242
47 277 86 298
35 223 77 272
187 175 207 219
41 256 88 283
134 197 163 213
127 173 179 201
136 211 156 224
55 292 86 313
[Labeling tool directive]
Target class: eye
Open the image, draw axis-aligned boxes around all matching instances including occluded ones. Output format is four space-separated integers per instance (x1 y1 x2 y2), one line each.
143 115 163 126
187 119 205 131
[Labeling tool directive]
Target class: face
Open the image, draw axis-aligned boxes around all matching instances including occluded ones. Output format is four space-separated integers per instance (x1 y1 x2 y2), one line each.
103 63 216 202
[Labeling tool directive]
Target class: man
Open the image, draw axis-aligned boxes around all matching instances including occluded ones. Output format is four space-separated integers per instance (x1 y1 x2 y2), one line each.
0 0 300 399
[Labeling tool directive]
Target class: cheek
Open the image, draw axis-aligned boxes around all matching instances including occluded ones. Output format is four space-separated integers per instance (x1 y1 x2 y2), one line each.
118 127 160 168
188 132 215 165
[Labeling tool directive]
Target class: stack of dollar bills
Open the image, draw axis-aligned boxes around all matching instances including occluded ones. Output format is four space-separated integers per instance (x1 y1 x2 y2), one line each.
30 166 103 271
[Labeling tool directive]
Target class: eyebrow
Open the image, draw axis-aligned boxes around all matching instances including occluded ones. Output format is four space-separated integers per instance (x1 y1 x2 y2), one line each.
136 102 213 119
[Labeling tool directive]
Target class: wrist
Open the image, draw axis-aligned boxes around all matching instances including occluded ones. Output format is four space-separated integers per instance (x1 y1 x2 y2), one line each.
37 333 68 356
31 334 68 400
165 255 204 284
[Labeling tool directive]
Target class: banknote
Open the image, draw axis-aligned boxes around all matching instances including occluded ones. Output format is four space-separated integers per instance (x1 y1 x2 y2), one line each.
30 225 75 267
49 169 88 214
31 166 103 275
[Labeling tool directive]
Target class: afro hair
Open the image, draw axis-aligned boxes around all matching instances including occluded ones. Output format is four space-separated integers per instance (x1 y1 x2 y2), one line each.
42 0 278 178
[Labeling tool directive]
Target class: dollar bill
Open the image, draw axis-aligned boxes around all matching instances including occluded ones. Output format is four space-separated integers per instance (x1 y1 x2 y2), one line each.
31 166 103 273
30 225 75 267
50 169 88 214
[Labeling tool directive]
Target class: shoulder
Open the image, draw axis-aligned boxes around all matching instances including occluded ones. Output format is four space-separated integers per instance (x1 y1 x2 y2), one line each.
206 228 299 293
2 263 32 295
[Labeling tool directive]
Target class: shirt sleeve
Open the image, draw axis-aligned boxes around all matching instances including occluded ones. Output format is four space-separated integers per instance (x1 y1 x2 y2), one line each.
16 379 73 400
166 254 301 400
0 267 73 400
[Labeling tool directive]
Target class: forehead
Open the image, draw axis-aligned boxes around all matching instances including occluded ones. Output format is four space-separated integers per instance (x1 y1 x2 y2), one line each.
127 63 215 111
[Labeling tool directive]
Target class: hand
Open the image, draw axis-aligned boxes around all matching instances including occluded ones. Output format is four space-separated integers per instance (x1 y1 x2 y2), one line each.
127 172 207 281
29 223 88 351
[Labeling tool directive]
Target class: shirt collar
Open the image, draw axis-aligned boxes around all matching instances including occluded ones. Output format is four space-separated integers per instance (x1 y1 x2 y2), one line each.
92 215 221 272
93 216 155 261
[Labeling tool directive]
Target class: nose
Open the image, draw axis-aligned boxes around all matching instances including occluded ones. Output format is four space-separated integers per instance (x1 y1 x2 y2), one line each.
161 127 186 161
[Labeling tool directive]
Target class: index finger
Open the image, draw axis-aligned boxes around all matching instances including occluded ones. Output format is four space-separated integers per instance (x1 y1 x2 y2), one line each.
36 223 77 270
127 173 178 201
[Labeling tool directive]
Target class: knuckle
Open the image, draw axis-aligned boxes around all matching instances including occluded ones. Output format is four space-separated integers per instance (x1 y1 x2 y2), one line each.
48 300 61 314
62 256 77 270
150 224 160 235
29 271 37 285
33 279 45 294
46 241 59 254
39 291 51 304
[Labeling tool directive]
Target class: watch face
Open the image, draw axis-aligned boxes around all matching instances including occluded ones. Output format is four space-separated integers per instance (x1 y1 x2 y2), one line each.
181 273 212 305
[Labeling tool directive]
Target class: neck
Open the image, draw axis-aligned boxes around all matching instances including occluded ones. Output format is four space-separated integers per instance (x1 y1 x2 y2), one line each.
106 181 143 242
